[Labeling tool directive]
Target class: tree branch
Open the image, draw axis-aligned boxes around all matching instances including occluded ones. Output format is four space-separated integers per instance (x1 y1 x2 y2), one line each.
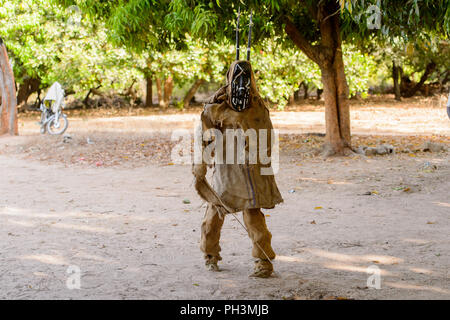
284 17 321 65
403 61 436 98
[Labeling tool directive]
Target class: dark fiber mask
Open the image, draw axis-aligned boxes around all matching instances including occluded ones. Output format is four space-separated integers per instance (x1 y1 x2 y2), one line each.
230 62 251 112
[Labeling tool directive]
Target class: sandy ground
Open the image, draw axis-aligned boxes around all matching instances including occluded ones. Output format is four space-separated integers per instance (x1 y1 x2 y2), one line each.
0 98 449 300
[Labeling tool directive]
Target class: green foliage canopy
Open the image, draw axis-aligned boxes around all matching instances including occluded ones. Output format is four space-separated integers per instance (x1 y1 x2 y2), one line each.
0 0 140 98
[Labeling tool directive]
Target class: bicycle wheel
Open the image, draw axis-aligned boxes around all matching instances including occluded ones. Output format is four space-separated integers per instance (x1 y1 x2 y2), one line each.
47 114 69 135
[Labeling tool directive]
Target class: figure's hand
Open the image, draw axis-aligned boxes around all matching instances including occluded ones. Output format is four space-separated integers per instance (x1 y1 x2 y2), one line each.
208 86 227 104
192 163 207 179
215 93 227 102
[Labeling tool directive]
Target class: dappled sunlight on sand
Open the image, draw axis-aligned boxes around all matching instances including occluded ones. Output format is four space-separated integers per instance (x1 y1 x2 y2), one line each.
50 222 113 234
296 177 352 185
20 254 68 266
7 219 36 228
384 281 449 295
275 247 449 297
0 205 163 224
303 248 403 265
276 255 305 263
402 238 431 245
322 263 393 276
409 267 433 275
434 201 450 208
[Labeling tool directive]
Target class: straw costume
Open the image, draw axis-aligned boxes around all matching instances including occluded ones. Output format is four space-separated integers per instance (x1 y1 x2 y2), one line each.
192 10 283 278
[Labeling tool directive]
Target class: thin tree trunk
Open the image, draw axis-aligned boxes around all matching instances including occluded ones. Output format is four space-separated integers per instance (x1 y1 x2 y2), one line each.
145 76 153 107
183 78 204 108
163 75 173 108
35 88 42 108
17 77 40 106
16 81 29 106
402 62 437 98
83 85 102 107
392 61 401 101
156 78 164 108
316 88 323 100
0 37 18 135
288 93 294 105
124 80 137 105
297 81 309 99
293 88 300 101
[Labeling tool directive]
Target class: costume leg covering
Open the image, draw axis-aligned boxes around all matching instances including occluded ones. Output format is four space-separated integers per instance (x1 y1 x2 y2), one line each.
243 209 276 260
200 204 224 264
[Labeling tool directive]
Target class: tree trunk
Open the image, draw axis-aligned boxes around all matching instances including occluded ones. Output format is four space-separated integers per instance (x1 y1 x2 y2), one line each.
35 88 42 108
392 61 401 101
122 79 137 101
156 78 164 108
83 85 102 107
17 77 40 107
16 81 28 106
293 88 300 101
402 62 436 98
0 38 18 135
316 88 323 100
163 75 173 108
322 8 351 155
288 93 294 105
298 81 309 99
320 63 350 155
284 3 351 155
183 78 204 108
145 76 153 107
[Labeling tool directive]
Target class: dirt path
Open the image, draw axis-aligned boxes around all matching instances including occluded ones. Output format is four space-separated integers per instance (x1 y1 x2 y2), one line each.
1 101 449 299
0 147 448 299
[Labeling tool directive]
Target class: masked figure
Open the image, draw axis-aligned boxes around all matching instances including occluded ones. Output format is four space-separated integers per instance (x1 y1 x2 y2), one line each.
192 10 283 278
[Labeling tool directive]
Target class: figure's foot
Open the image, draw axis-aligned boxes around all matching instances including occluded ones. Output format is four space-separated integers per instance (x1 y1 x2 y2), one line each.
206 262 219 271
205 255 220 272
250 259 273 278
